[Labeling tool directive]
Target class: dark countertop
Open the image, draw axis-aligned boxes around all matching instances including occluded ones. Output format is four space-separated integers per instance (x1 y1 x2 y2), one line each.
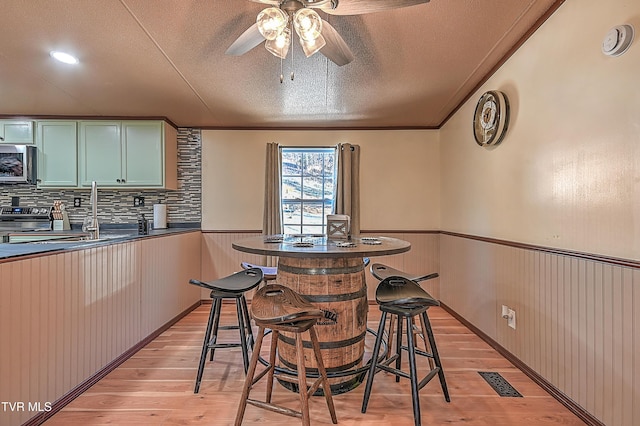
0 226 200 261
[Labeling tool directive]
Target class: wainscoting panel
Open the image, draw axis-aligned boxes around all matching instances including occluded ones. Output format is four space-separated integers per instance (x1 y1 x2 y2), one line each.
440 233 639 426
0 232 202 426
0 243 142 426
139 232 202 337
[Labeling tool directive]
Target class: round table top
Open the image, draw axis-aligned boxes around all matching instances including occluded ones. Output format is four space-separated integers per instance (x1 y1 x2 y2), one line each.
232 234 411 259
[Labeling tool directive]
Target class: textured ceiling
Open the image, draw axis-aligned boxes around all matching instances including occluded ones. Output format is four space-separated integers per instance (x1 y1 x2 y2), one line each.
0 0 563 129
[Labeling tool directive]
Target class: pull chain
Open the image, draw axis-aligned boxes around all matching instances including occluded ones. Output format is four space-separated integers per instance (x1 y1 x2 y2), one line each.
280 56 284 84
290 19 295 81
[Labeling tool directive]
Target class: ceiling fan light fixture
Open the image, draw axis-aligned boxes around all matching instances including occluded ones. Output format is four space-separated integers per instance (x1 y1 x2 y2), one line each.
257 7 288 40
300 33 326 57
293 8 323 41
265 26 291 59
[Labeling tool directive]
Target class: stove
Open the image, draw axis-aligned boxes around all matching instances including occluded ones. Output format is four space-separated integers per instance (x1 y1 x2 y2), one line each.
0 206 53 232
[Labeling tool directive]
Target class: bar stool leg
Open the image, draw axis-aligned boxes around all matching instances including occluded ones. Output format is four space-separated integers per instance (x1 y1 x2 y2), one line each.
195 297 220 393
421 311 450 402
406 315 421 426
240 295 254 349
308 326 338 424
209 298 223 361
235 325 266 426
387 315 396 360
266 330 279 403
295 331 312 426
361 311 388 413
235 296 250 373
395 314 403 382
418 313 435 370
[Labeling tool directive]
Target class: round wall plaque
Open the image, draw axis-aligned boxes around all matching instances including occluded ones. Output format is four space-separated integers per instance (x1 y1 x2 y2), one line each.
472 90 510 147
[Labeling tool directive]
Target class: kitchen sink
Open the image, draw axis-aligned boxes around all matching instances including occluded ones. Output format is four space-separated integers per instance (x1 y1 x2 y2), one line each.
34 235 132 244
8 232 133 244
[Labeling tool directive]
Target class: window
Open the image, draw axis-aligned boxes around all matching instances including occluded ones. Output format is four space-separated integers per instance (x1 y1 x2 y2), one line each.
281 147 337 235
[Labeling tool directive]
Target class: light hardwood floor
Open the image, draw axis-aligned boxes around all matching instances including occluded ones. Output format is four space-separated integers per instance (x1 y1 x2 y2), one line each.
43 303 585 425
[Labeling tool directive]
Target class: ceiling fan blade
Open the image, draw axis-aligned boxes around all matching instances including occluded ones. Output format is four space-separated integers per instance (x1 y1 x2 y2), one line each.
225 23 265 56
319 20 354 66
321 0 430 15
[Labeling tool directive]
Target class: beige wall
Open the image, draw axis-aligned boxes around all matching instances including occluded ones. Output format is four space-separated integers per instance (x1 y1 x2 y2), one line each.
201 129 440 231
438 1 640 425
440 0 640 261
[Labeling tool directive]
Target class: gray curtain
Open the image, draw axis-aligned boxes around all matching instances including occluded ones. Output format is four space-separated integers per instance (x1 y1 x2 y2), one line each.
335 143 361 236
262 142 282 266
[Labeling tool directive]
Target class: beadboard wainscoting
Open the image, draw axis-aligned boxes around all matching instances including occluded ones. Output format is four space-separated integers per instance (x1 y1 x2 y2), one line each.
0 232 201 426
440 232 639 426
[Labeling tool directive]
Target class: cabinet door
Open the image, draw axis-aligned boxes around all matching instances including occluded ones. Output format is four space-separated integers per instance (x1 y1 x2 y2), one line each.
121 121 164 186
36 121 78 187
0 120 34 144
79 121 122 186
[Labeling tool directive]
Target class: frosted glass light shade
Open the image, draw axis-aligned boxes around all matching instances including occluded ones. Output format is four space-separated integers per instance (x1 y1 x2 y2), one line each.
257 7 288 40
293 9 322 42
265 27 291 59
300 33 326 57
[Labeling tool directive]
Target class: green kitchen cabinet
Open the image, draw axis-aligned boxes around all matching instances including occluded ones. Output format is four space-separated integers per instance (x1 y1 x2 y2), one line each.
0 120 34 144
36 121 78 187
79 120 177 189
79 121 122 186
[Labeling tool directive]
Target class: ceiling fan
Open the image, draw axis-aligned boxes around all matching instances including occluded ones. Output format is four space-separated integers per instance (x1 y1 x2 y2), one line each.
226 0 430 68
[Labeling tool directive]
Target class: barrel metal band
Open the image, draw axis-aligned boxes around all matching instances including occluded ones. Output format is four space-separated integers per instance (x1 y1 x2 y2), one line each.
278 263 364 275
278 355 364 374
303 287 367 303
278 330 366 350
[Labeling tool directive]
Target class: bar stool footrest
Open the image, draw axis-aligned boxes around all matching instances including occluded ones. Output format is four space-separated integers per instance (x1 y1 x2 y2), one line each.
246 399 302 419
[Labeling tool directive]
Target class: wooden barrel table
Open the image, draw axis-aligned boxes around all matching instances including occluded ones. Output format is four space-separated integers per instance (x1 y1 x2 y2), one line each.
232 234 411 394
276 256 369 394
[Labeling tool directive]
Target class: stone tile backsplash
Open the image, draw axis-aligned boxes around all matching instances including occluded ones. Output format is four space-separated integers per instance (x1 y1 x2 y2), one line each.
0 128 202 226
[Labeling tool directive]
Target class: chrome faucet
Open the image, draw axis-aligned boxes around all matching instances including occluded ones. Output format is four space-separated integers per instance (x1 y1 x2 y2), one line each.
84 181 100 240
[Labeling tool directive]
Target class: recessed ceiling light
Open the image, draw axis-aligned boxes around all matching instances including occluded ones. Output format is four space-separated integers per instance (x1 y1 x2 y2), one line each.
50 51 79 65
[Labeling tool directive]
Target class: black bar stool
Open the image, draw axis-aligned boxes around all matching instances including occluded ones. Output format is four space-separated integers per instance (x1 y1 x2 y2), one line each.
370 263 439 357
370 263 438 282
189 268 263 393
361 276 450 426
235 284 338 426
241 261 277 286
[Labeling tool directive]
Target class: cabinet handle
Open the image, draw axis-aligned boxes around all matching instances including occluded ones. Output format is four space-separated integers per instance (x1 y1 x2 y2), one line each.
0 136 4 141
116 179 121 183
121 179 126 183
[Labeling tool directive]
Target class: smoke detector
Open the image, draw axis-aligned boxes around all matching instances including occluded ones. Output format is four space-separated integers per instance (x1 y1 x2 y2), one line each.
602 24 634 57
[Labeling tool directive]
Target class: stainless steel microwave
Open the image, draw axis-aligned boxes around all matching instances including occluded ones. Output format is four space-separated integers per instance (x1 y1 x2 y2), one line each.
0 145 37 184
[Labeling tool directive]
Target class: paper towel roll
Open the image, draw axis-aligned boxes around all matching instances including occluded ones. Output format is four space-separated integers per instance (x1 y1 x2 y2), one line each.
153 204 167 229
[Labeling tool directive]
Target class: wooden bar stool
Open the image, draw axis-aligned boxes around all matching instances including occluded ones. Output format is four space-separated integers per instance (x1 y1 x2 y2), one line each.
235 284 338 426
361 276 449 426
370 263 439 358
188 268 263 393
241 261 277 286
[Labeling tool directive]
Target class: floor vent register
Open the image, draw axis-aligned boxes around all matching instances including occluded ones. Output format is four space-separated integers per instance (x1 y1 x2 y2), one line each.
478 371 523 397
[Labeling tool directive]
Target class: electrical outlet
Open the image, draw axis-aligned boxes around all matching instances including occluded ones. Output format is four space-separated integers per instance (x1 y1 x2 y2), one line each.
507 309 516 329
74 198 81 207
501 304 509 319
133 196 145 207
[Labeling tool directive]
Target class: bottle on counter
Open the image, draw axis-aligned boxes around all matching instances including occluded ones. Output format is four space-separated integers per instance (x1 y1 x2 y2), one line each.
138 214 148 235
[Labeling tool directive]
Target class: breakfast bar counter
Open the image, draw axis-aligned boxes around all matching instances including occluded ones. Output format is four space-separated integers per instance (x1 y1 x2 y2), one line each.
0 226 199 261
